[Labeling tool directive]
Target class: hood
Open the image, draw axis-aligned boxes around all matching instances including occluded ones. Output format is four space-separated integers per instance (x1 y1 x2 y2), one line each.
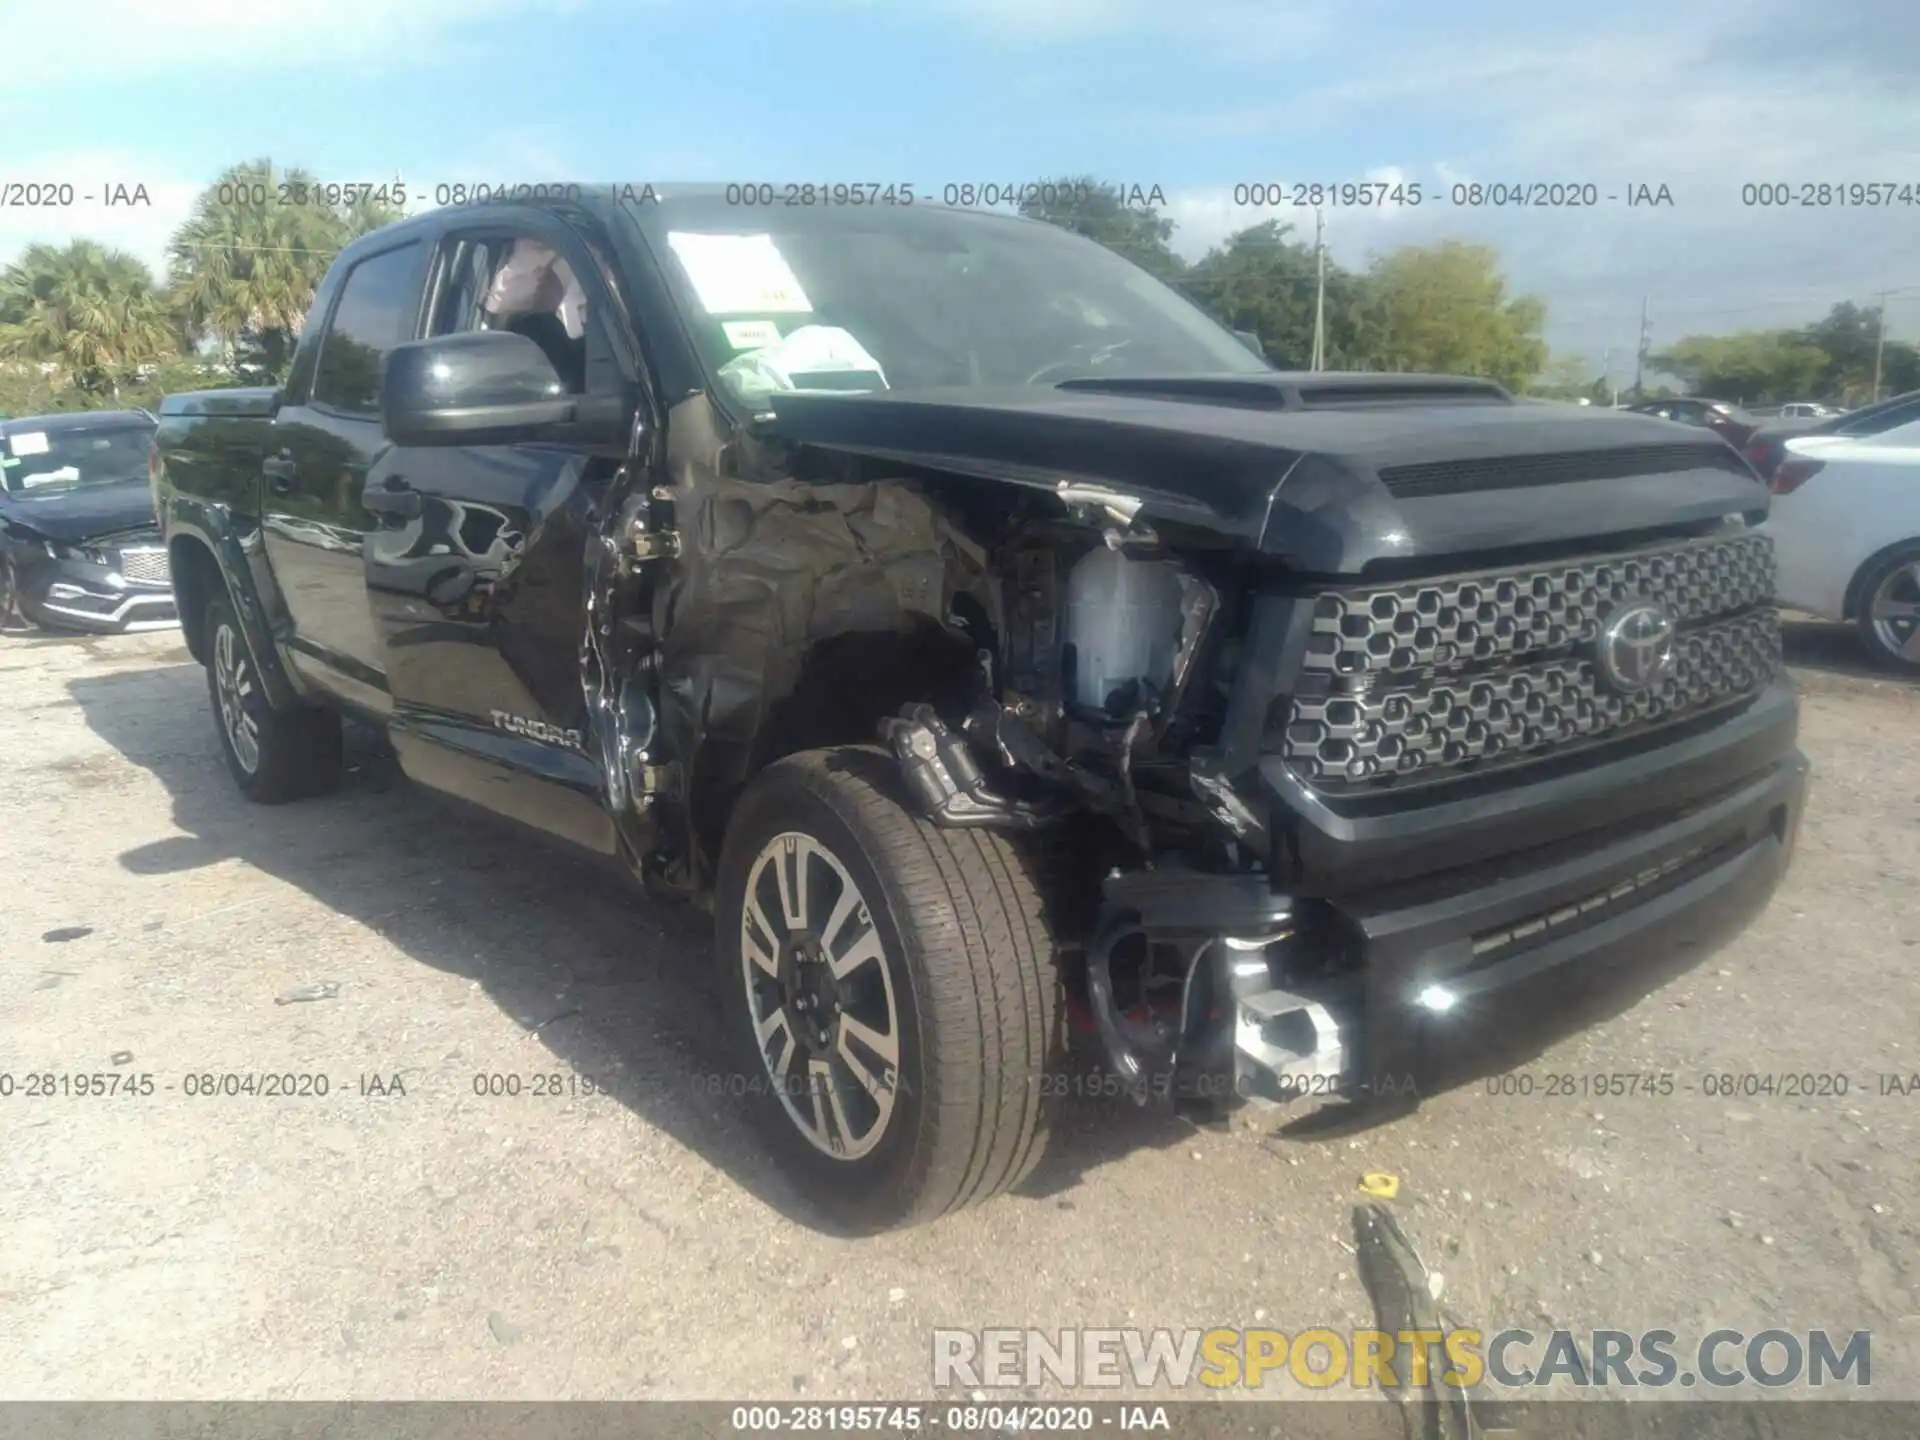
0 477 159 544
761 374 1768 574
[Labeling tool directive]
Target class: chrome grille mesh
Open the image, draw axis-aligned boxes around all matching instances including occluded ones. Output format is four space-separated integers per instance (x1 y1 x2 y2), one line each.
116 546 170 587
1275 531 1779 787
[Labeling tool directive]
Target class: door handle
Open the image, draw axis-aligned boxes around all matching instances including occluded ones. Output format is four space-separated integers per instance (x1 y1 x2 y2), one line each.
363 476 421 520
263 452 297 494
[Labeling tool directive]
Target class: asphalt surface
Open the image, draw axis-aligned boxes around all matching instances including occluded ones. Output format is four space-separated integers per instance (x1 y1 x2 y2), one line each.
1 620 1916 1400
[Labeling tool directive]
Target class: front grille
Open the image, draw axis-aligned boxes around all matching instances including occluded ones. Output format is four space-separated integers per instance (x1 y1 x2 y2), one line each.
1273 531 1779 789
116 545 170 587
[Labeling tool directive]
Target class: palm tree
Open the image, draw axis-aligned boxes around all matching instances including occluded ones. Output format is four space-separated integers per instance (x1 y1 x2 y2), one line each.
0 240 178 400
167 158 405 381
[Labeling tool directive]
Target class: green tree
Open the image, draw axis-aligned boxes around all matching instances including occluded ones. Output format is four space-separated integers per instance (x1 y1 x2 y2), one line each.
1357 242 1547 390
167 157 404 382
1014 175 1185 280
1653 330 1836 405
0 240 179 400
1179 220 1381 369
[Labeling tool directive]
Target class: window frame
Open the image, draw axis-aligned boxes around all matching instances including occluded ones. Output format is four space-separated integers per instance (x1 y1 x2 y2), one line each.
419 209 632 403
306 235 431 420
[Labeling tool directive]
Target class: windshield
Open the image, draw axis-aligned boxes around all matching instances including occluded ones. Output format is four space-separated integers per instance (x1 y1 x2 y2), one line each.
629 196 1268 410
0 423 155 496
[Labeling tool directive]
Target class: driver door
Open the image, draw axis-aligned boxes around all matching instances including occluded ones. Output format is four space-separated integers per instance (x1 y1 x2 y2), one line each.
362 211 633 852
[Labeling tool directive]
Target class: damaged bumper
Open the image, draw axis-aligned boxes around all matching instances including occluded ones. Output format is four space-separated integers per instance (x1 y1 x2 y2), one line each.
1088 681 1808 1108
13 545 178 634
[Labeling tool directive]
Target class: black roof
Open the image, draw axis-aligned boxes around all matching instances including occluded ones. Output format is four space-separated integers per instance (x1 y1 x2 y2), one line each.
0 409 156 435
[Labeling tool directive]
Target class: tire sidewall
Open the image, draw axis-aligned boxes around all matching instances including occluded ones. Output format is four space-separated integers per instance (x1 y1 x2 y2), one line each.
0 553 24 630
714 760 935 1232
204 595 270 794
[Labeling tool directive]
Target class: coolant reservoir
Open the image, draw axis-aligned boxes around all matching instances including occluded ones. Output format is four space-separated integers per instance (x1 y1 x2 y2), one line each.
1064 547 1187 718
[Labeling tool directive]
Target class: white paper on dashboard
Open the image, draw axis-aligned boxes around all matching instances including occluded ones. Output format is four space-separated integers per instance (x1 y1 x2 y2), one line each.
8 431 50 456
722 319 785 350
666 232 814 314
716 324 890 402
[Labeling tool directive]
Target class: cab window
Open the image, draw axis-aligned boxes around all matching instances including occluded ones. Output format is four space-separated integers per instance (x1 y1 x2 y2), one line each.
428 233 591 394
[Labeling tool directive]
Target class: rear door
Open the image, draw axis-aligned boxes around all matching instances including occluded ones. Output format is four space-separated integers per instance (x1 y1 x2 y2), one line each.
262 234 429 714
361 208 641 852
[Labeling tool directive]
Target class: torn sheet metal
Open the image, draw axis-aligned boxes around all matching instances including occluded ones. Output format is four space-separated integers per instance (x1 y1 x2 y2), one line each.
650 394 996 881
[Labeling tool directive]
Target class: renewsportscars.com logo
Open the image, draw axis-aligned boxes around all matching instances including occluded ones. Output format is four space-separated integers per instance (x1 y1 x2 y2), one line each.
932 1327 1872 1392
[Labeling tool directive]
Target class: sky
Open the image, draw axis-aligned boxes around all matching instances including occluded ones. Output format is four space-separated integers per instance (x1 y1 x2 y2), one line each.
1 0 1916 386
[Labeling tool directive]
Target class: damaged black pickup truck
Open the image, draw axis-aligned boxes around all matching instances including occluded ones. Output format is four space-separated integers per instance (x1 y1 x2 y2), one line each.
153 186 1807 1232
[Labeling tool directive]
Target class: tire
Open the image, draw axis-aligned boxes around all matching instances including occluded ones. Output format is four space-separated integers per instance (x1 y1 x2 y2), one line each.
204 592 344 802
714 746 1061 1233
0 553 28 632
1853 544 1920 676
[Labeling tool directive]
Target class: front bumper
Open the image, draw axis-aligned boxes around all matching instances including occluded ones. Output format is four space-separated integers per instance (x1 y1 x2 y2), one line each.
16 552 178 634
1099 682 1809 1109
1322 744 1806 1101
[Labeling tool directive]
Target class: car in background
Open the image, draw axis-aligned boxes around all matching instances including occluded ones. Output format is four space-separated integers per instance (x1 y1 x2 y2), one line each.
1764 417 1920 673
1623 396 1759 448
1778 402 1840 420
1742 388 1920 482
0 409 177 633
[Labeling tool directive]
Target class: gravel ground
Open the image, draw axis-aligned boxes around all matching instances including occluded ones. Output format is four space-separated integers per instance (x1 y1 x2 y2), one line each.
1 619 1916 1401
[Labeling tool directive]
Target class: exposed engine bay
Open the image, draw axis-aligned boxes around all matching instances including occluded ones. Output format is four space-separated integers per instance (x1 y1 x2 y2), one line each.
569 351 1796 1127
580 391 1377 1117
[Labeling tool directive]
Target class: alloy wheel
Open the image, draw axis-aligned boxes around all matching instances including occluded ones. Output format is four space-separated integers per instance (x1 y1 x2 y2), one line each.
739 831 902 1160
1868 560 1920 665
213 621 262 773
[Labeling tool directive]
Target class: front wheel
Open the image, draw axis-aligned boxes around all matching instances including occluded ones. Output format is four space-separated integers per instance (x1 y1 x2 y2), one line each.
1855 544 1920 675
714 747 1062 1233
0 554 28 632
204 592 345 802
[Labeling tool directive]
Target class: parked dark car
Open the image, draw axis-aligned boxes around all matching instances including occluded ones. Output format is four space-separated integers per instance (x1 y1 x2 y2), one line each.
152 187 1804 1232
0 410 176 633
1624 397 1759 448
1743 388 1920 480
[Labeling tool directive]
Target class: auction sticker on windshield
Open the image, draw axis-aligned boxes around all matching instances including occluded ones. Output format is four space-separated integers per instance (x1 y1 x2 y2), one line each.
6 430 49 456
666 232 813 314
722 319 785 350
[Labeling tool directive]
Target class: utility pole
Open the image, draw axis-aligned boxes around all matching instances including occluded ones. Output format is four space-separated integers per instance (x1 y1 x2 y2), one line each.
1872 290 1890 402
1632 295 1650 401
1310 207 1327 372
1601 346 1613 406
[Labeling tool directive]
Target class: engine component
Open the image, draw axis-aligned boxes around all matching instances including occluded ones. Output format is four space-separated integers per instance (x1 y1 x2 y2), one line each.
880 703 1065 830
1063 546 1187 719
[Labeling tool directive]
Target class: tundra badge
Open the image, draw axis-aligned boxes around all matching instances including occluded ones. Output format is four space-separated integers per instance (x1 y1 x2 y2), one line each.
489 710 585 750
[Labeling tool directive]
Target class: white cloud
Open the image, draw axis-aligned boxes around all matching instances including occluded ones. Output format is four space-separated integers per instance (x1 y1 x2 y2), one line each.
1164 0 1920 368
0 0 597 91
824 0 1347 52
0 152 200 280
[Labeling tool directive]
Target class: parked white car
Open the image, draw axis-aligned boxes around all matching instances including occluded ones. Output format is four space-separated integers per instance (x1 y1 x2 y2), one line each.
1777 402 1840 420
1765 418 1920 673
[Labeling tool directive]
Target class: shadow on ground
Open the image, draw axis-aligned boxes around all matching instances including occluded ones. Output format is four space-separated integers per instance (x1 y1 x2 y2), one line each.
67 657 1204 1232
1782 615 1919 690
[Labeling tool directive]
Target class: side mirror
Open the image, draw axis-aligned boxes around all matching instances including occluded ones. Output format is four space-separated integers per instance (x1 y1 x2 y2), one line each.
1233 329 1269 362
382 331 577 447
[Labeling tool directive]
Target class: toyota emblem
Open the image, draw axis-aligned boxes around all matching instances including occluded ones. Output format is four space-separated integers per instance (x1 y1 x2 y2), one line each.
1597 602 1677 692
